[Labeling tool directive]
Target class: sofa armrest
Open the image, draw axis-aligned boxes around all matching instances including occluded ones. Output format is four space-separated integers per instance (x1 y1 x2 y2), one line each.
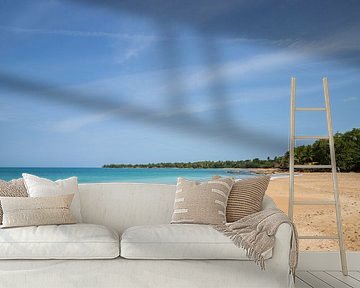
262 196 292 271
267 221 295 288
270 222 292 267
262 195 295 287
262 196 292 267
262 195 291 268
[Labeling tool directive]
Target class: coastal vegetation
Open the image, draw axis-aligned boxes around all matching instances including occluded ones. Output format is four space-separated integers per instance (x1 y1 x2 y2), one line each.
104 159 275 169
104 128 360 172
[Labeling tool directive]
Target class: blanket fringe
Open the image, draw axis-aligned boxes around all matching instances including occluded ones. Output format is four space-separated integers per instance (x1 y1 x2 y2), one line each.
214 209 298 276
214 225 266 270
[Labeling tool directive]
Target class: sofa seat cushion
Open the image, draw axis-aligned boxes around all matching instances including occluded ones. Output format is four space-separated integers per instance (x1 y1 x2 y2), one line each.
0 224 119 259
121 224 272 260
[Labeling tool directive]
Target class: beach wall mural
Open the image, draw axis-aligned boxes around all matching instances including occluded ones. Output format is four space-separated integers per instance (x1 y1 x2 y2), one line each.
0 1 359 252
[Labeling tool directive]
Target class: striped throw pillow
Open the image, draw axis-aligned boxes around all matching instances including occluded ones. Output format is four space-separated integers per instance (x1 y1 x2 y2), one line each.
171 177 234 225
226 176 270 222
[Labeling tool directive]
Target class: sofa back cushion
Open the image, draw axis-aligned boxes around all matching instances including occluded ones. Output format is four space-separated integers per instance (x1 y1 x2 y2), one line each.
78 183 176 235
77 183 277 235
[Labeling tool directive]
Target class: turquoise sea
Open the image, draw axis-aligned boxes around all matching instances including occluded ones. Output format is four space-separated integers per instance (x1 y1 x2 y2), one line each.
0 167 255 184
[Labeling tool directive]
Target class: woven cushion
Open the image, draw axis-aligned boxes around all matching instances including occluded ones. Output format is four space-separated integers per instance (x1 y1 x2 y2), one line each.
0 194 76 228
0 179 28 224
226 176 270 222
171 177 234 225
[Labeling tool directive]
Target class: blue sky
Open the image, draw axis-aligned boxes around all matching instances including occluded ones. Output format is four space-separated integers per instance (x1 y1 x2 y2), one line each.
0 1 359 167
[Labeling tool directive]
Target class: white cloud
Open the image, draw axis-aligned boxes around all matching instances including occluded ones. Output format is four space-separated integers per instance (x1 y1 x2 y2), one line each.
0 104 18 122
52 109 121 132
114 36 155 64
51 88 286 133
343 96 358 103
0 25 159 40
72 50 302 99
51 50 301 131
284 25 360 56
153 87 288 119
160 51 301 94
0 25 157 64
47 43 360 133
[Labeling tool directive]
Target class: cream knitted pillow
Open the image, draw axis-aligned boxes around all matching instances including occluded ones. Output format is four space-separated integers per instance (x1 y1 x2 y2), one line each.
0 179 28 224
0 194 76 228
171 177 234 225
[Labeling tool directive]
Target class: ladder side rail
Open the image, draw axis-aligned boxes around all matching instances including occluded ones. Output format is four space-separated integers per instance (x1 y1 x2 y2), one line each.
323 77 348 276
288 77 296 220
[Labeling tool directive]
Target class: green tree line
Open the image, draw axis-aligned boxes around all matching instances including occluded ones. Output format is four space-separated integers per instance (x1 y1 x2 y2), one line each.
103 128 360 172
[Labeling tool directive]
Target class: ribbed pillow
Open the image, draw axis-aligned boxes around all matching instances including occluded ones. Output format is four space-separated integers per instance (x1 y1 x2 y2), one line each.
0 179 28 224
0 194 76 228
226 176 270 222
171 177 234 225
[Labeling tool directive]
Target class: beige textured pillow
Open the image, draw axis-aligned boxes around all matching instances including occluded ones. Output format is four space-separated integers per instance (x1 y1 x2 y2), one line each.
0 194 76 228
226 176 270 222
171 177 234 225
0 179 28 224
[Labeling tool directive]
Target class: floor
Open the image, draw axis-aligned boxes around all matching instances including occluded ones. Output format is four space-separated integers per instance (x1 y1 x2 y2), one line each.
296 271 360 288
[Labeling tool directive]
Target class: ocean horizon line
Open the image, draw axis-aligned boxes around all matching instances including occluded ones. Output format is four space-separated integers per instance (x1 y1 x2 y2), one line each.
0 167 257 184
0 166 262 171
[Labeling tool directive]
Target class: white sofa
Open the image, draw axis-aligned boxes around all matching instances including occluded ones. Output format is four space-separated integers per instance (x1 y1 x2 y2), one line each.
0 182 294 288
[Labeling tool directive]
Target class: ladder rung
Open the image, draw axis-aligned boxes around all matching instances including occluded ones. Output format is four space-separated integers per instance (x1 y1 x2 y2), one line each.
298 235 339 240
295 136 329 140
293 200 335 205
294 165 332 169
296 108 326 111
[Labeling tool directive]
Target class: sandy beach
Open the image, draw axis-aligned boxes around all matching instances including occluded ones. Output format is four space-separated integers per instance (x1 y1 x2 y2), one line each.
267 172 360 251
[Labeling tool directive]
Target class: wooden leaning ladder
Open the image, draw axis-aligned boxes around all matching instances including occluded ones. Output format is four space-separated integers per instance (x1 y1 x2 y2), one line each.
288 77 348 275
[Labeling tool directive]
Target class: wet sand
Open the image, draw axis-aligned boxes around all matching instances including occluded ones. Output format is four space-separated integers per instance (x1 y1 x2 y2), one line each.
266 173 360 251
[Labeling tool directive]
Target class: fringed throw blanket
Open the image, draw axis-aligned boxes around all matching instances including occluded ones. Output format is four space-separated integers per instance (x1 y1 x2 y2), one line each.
214 208 298 276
